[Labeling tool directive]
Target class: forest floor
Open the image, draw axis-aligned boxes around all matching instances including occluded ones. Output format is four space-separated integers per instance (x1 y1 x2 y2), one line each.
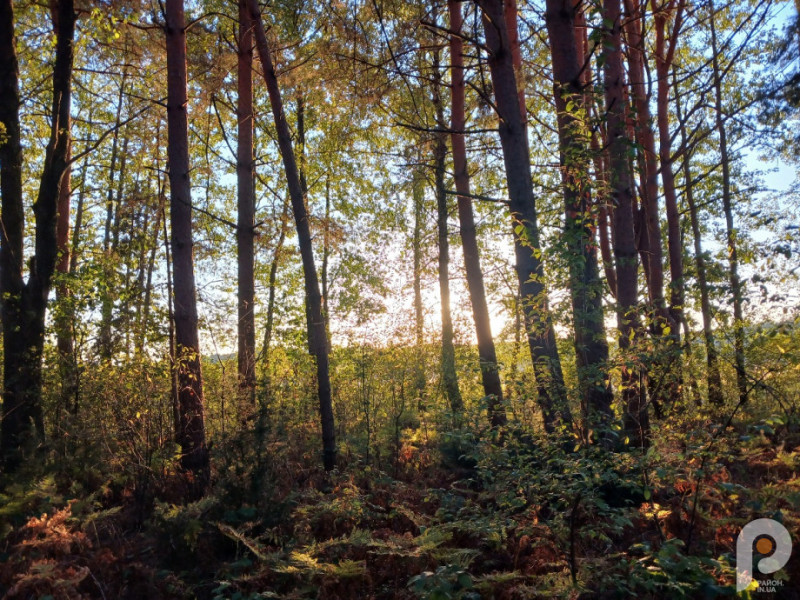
1 419 799 599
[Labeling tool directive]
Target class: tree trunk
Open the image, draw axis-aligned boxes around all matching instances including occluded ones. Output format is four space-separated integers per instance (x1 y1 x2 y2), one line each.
622 0 663 314
98 70 128 360
0 0 74 468
622 0 680 409
709 0 747 405
162 203 180 443
249 0 336 470
502 0 525 118
449 0 505 427
55 137 77 418
590 125 618 298
139 119 165 354
322 177 331 339
412 168 427 405
140 185 165 354
654 0 686 335
602 0 649 446
237 0 257 407
674 67 724 405
545 0 614 431
432 46 463 418
478 0 572 433
261 197 289 402
64 135 91 413
165 0 210 493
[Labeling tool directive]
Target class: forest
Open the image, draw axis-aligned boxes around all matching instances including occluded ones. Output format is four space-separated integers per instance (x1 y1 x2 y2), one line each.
1 0 800 597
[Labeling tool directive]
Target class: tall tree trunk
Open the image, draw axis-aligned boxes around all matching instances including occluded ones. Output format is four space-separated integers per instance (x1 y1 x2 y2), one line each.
64 135 91 414
709 0 747 405
140 186 165 354
674 68 724 405
622 0 662 313
55 138 77 419
449 0 505 427
1 0 75 467
432 46 463 418
412 168 427 404
237 0 256 406
98 70 128 360
545 0 614 431
654 0 685 335
0 0 28 466
249 0 336 471
502 0 525 117
165 0 210 492
478 0 572 433
623 0 679 409
579 13 618 301
322 177 331 339
590 126 618 298
131 201 151 349
162 204 180 443
261 198 289 403
603 0 649 446
139 119 165 354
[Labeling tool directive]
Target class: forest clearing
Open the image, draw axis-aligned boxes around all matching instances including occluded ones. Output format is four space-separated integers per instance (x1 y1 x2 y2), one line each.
1 0 800 597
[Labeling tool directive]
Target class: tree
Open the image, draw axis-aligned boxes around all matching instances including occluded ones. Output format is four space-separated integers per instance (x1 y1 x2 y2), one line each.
673 66 724 406
602 0 649 444
237 0 257 407
431 44 463 418
653 0 686 339
412 168 427 405
165 0 210 492
98 66 129 361
622 0 680 408
544 0 614 429
0 0 75 468
448 0 506 427
248 0 336 471
477 0 572 432
708 0 748 405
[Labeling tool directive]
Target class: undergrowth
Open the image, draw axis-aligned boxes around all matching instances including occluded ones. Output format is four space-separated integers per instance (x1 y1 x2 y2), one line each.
0 412 798 599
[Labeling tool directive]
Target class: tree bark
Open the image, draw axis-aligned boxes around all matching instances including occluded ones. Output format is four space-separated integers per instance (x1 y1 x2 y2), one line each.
140 185 165 354
449 0 505 427
654 0 686 335
64 134 91 413
249 0 336 470
322 177 331 340
0 0 74 468
412 168 427 404
622 0 663 312
674 67 724 406
162 203 180 443
590 128 618 298
139 119 165 355
502 0 525 118
709 0 747 404
54 133 79 425
623 0 679 409
603 0 649 446
165 0 210 492
260 198 289 403
237 0 257 406
478 0 572 433
432 46 463 418
545 0 614 430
